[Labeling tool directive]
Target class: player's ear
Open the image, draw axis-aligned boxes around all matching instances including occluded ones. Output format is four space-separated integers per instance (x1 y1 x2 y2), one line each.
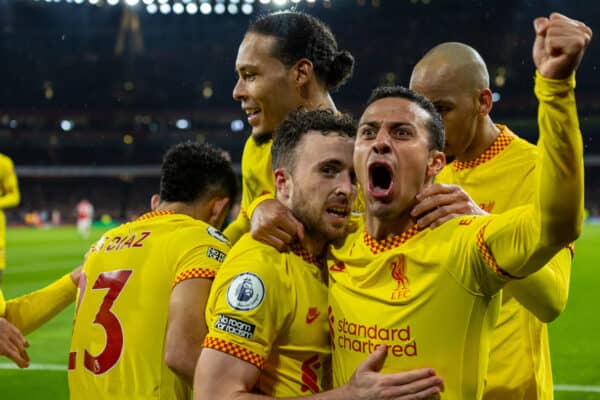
150 194 160 211
478 88 494 116
426 150 446 182
292 58 314 87
274 168 292 200
208 196 231 229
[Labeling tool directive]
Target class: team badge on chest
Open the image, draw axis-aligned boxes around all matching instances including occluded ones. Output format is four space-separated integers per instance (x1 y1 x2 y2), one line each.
390 255 410 300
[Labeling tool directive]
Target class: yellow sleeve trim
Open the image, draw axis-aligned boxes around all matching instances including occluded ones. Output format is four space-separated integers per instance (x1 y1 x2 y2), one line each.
173 268 216 286
203 336 265 369
476 223 521 280
246 193 276 220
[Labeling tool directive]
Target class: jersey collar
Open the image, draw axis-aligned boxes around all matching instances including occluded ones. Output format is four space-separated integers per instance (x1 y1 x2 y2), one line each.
451 125 515 171
363 224 421 255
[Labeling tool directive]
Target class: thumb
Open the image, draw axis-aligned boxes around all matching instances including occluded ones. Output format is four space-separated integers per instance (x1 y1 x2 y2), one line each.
357 345 388 373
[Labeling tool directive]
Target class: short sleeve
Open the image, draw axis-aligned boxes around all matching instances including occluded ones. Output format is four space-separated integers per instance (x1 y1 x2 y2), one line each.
173 226 230 286
204 246 291 370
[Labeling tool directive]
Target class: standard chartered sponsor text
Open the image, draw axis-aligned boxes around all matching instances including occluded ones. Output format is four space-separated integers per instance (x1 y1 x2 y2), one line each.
336 318 416 357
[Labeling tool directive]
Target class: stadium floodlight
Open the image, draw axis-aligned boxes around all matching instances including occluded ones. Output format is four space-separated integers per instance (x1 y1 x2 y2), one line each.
142 0 153 4
214 3 225 13
44 0 52 3
89 0 100 4
125 0 139 6
147 3 158 13
244 0 254 3
273 0 287 5
227 3 238 13
107 0 120 5
291 0 301 3
241 3 252 13
158 0 169 4
182 0 192 3
230 0 240 3
173 3 184 13
175 119 190 130
230 119 245 132
259 0 270 4
185 2 198 13
160 3 171 13
492 92 501 103
60 120 74 132
200 2 212 14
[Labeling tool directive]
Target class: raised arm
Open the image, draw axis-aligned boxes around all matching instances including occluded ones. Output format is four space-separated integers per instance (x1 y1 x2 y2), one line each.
483 13 590 279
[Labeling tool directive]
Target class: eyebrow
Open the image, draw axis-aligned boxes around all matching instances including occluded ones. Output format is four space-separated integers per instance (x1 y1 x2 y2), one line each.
359 121 416 129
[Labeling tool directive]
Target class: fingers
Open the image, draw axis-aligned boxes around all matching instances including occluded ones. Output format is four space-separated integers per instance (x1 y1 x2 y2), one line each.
534 17 549 36
0 319 29 368
382 374 443 399
356 345 388 373
251 199 305 250
412 184 483 229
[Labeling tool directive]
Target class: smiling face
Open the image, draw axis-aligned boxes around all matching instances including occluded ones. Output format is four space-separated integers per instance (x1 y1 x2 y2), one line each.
277 131 356 244
354 97 445 221
232 33 304 138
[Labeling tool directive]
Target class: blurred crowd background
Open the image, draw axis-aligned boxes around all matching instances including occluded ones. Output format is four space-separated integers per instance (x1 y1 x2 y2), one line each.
1 0 598 226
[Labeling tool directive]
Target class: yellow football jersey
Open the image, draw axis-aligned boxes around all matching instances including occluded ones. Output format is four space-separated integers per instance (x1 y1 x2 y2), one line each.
0 153 20 270
68 210 230 400
204 235 330 396
436 126 570 398
329 72 582 400
224 136 275 244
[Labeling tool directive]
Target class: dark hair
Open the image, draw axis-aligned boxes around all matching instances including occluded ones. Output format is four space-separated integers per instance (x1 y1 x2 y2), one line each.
367 86 445 151
160 141 237 203
248 11 354 91
272 109 356 172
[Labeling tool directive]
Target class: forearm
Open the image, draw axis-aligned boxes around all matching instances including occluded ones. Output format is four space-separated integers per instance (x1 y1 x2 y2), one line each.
534 72 584 246
505 247 571 322
5 273 76 334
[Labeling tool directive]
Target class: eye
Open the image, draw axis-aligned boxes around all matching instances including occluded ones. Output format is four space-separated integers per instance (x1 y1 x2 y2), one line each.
242 72 256 81
321 165 335 176
434 104 451 114
359 126 376 138
391 127 412 139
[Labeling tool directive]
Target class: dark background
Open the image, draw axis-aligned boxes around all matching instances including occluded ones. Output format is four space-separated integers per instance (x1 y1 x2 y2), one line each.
1 0 598 221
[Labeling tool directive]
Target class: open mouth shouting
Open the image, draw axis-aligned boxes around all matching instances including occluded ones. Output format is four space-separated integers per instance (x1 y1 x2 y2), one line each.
368 161 394 200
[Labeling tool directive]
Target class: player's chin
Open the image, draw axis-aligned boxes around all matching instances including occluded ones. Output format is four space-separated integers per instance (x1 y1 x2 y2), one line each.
323 223 348 242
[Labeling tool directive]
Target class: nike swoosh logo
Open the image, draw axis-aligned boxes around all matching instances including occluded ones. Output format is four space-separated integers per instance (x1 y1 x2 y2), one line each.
306 309 320 324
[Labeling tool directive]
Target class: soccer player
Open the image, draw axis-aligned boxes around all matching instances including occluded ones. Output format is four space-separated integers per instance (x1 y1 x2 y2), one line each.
409 40 574 399
328 13 590 399
195 110 443 399
0 267 80 367
0 152 20 285
223 11 357 250
68 142 237 399
76 198 94 239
